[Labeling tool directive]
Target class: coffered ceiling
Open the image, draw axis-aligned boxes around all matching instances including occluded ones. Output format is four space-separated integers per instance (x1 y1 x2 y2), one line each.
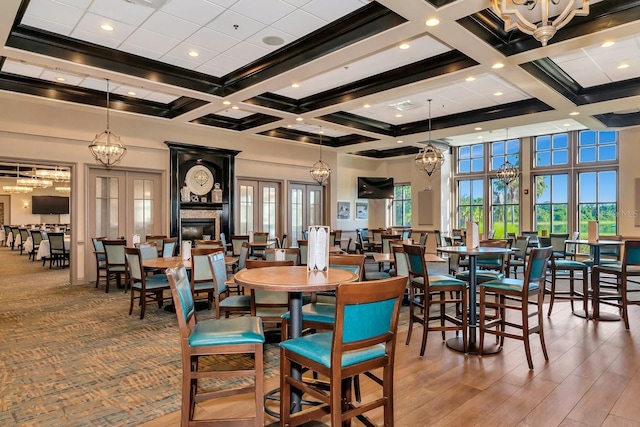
1 0 639 159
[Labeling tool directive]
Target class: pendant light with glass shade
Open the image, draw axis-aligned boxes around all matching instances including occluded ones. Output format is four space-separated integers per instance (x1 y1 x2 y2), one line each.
495 128 519 186
415 99 445 177
89 79 126 168
309 127 331 185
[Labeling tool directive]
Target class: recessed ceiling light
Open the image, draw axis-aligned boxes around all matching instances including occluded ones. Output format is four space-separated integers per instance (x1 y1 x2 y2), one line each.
564 123 571 127
395 114 403 118
319 130 324 135
188 50 199 57
287 124 292 128
296 117 303 122
425 18 440 27
475 127 482 131
56 77 65 82
222 100 231 105
492 62 504 69
363 104 371 108
494 91 503 96
231 106 239 110
601 40 615 48
262 35 284 46
617 63 630 69
291 83 300 88
397 140 403 144
569 111 580 116
100 23 114 31
127 91 136 96
399 43 410 50
465 76 476 82
477 136 484 139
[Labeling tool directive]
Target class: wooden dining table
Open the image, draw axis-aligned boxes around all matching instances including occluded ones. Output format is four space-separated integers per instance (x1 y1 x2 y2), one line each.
141 255 238 270
234 265 358 415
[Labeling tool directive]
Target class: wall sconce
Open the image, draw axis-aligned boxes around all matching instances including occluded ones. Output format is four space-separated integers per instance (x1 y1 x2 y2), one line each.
24 201 30 209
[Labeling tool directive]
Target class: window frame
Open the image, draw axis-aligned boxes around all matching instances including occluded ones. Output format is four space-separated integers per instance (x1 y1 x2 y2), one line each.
392 183 412 227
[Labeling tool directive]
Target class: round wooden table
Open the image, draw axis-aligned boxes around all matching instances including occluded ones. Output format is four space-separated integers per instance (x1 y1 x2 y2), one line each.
141 255 238 270
234 265 358 414
437 245 512 355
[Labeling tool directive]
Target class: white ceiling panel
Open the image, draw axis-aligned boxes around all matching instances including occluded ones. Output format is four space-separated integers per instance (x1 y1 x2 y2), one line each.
271 9 326 38
215 108 255 119
224 41 271 62
161 0 226 26
124 28 181 55
163 42 219 66
196 54 246 76
40 69 84 85
187 27 241 52
74 12 137 44
283 0 314 7
303 0 365 22
119 43 164 60
22 0 84 30
88 0 154 26
140 11 200 40
144 92 179 103
230 0 296 26
2 60 44 79
246 26 295 52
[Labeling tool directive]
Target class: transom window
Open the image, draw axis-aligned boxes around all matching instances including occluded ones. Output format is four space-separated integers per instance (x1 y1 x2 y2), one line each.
534 133 569 167
458 144 484 174
490 138 520 171
578 130 617 163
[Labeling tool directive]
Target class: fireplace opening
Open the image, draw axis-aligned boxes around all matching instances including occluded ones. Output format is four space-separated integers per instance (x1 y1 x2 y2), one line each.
181 219 216 244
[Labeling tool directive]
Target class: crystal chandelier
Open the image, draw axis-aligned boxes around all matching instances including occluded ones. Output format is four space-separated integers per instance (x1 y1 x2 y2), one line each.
415 99 445 177
16 177 53 188
495 129 520 186
89 79 126 168
55 186 71 193
35 167 70 182
309 128 331 185
491 0 589 46
2 185 33 194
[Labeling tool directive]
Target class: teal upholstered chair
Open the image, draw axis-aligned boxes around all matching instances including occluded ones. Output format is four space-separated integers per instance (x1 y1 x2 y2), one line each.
144 234 166 256
166 264 265 427
509 236 530 278
162 237 177 257
92 237 107 289
246 259 294 331
226 241 250 295
102 239 127 293
478 246 553 369
18 227 29 255
208 251 251 319
124 247 170 319
404 243 468 356
592 240 640 329
190 247 224 311
48 232 69 269
29 229 43 261
455 239 510 284
297 239 308 266
279 276 406 427
549 233 570 259
545 255 589 316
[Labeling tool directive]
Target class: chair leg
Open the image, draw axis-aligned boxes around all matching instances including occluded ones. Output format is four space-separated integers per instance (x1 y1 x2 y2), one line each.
621 276 630 329
538 291 549 362
478 288 485 357
129 288 135 316
405 284 416 346
569 270 575 312
547 269 557 316
522 299 533 370
419 291 430 357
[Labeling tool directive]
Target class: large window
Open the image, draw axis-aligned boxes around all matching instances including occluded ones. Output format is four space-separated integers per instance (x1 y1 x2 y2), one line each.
457 179 484 235
534 174 569 234
578 170 617 236
578 130 617 163
491 178 519 238
393 184 411 226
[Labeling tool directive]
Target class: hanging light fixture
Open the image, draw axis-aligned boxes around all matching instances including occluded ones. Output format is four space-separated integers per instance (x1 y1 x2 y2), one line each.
55 186 71 193
491 0 589 46
495 128 520 186
415 99 445 177
89 79 126 168
2 185 33 194
35 167 70 182
309 127 331 185
16 175 53 188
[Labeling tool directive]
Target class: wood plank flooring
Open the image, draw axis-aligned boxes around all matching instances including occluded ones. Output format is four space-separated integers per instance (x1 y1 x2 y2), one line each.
139 285 640 427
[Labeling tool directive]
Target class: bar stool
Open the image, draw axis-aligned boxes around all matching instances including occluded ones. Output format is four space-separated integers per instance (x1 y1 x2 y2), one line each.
545 256 589 316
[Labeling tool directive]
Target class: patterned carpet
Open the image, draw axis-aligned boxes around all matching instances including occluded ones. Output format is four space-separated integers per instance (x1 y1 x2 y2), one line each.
0 248 281 427
0 247 446 427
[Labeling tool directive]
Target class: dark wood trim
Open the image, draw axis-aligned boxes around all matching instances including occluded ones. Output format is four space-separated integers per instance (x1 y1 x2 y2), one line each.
594 112 640 128
191 113 281 131
257 128 376 148
351 146 421 159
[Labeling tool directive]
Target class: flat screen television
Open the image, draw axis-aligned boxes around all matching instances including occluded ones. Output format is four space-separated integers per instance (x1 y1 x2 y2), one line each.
32 196 70 215
357 177 394 199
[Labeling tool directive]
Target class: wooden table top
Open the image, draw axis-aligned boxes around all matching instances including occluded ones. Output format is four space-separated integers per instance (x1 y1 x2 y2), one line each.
142 256 238 270
437 246 512 256
565 239 624 246
233 265 358 293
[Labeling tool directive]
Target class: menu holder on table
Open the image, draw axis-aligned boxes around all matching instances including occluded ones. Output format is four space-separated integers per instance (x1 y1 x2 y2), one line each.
182 241 192 261
466 221 479 249
132 234 141 245
274 248 286 261
307 226 330 272
588 221 599 242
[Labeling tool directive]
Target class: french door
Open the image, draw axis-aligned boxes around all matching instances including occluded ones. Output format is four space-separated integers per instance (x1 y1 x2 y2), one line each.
87 168 163 282
289 183 324 244
237 179 281 239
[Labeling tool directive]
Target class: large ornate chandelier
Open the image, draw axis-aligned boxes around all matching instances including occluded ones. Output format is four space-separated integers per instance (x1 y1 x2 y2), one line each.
414 99 445 177
491 0 590 46
35 167 70 182
89 79 126 168
495 129 519 186
2 185 33 194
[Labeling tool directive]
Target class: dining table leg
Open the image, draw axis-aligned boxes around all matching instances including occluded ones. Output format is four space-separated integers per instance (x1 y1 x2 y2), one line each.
288 291 303 413
575 246 620 321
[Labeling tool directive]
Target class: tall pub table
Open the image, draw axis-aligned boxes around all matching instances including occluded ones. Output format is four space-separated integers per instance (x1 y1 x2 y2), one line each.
233 266 358 419
565 239 625 321
437 245 513 354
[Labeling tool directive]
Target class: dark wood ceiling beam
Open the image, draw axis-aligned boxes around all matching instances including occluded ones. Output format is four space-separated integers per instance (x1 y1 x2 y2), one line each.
192 113 280 131
594 112 640 128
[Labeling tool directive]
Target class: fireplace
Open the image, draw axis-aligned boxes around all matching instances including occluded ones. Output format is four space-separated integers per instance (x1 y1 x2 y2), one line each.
181 218 216 244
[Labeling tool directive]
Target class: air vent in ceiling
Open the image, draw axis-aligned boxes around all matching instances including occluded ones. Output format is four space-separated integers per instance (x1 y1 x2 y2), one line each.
388 100 419 111
124 0 170 10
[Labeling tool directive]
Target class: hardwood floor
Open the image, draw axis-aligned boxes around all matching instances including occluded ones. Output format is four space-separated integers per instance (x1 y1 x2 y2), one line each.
139 288 640 427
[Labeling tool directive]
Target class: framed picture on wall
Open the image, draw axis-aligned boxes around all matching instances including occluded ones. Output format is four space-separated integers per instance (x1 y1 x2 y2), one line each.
355 201 368 220
337 201 350 220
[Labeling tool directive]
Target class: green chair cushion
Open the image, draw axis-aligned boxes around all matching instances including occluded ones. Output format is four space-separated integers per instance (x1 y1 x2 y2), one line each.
455 270 504 282
280 331 385 368
428 274 467 287
480 277 538 292
365 271 391 280
194 281 214 292
553 259 588 270
596 264 640 274
282 302 335 324
220 295 251 309
189 316 265 346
